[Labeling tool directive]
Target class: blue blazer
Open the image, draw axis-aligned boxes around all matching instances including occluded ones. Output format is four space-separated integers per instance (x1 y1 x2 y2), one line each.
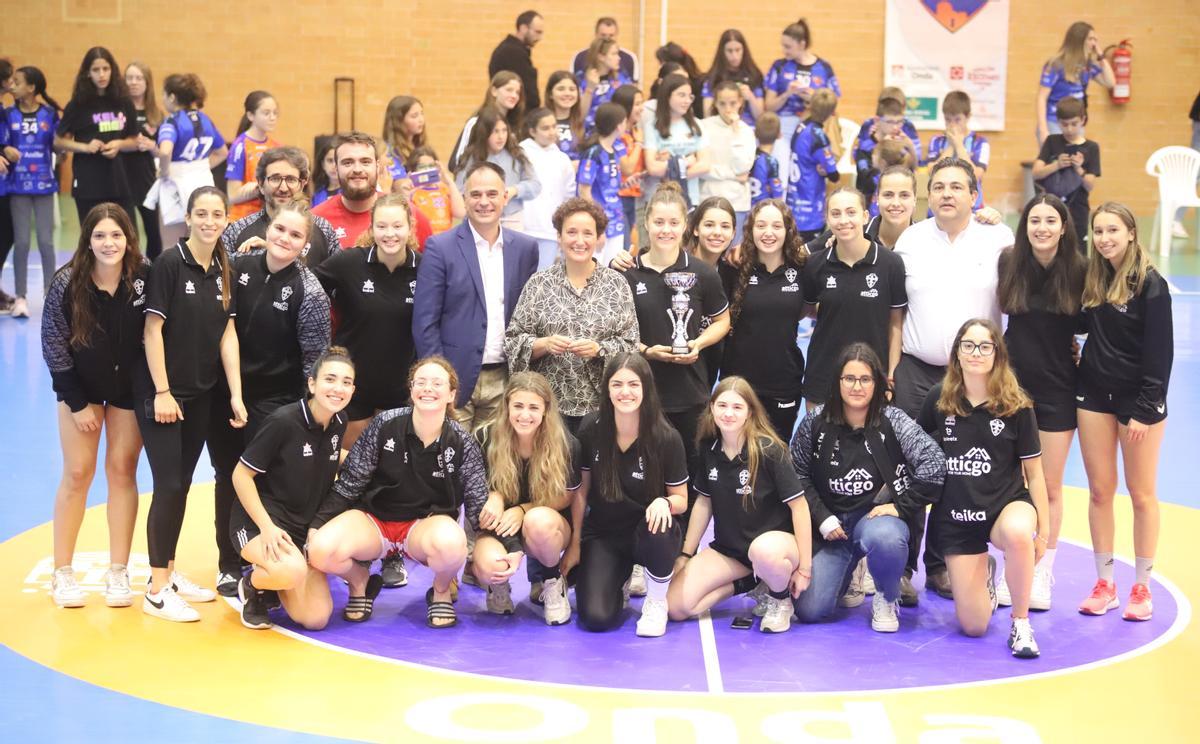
413 221 539 406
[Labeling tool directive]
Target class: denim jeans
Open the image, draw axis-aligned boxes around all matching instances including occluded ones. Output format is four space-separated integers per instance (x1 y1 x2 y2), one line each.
794 507 910 622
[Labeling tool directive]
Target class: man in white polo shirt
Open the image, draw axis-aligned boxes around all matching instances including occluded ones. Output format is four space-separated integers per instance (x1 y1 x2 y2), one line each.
891 156 1014 600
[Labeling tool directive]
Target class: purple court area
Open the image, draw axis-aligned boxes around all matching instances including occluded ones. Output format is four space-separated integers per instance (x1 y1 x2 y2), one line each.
280 540 1178 694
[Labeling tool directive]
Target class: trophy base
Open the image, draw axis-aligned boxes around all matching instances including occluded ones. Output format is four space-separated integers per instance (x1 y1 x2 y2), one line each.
670 345 691 355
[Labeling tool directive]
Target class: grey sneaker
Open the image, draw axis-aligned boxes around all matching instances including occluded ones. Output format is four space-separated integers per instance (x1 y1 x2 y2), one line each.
103 566 133 608
746 580 770 617
486 581 514 615
870 592 900 633
628 564 647 597
51 566 86 608
838 560 866 608
759 595 793 633
382 554 408 588
541 577 570 626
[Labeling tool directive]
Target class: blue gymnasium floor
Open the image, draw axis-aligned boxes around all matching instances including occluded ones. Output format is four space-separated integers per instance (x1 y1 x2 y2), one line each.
1 221 1198 742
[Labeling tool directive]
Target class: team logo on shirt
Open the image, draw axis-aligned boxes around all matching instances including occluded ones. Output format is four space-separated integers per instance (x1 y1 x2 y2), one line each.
239 273 250 286
1156 403 1166 414
989 419 1005 437
866 273 878 289
184 280 196 295
133 279 144 295
215 276 224 302
736 469 752 496
408 280 416 305
708 467 719 481
636 282 647 295
829 468 875 496
362 279 375 293
439 446 456 475
944 415 957 439
335 227 347 240
749 275 759 286
947 447 992 477
825 276 837 289
861 272 880 298
632 455 645 480
273 285 292 312
1112 302 1128 314
383 437 396 452
302 442 313 457
785 268 798 284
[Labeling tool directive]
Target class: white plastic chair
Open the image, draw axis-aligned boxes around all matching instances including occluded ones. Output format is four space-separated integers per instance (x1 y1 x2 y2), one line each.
1146 146 1200 256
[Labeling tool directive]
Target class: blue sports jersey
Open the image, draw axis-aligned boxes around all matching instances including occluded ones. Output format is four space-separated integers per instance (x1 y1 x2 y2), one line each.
556 119 581 161
749 149 783 205
579 71 633 132
577 138 628 238
157 109 225 163
764 58 840 118
701 78 765 126
4 104 60 196
853 117 922 165
1040 60 1103 123
924 132 990 210
786 121 838 231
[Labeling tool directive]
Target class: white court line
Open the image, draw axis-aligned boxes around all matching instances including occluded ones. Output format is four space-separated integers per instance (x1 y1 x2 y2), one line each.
698 610 724 693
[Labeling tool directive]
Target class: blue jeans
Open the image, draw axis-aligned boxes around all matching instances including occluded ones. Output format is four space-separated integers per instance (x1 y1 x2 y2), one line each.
794 508 910 622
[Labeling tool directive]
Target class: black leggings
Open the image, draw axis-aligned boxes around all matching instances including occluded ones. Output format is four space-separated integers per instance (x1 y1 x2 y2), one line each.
665 405 704 531
575 520 682 632
139 391 213 569
136 204 163 260
759 393 802 442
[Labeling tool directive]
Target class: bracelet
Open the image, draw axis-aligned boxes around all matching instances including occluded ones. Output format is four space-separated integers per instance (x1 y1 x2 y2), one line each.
519 503 531 514
155 389 171 396
679 551 694 559
795 567 812 578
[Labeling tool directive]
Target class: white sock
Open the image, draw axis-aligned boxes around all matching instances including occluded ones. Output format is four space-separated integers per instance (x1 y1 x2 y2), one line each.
1094 552 1115 582
1134 556 1154 586
1038 548 1056 574
644 572 670 602
109 563 126 571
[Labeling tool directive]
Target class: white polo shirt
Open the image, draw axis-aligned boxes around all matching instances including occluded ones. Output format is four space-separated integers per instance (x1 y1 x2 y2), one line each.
469 221 507 365
894 217 1013 366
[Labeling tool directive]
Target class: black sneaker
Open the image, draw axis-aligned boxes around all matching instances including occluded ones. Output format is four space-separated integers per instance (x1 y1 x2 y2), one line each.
899 575 919 607
216 571 240 598
238 575 272 630
381 554 408 588
264 589 281 611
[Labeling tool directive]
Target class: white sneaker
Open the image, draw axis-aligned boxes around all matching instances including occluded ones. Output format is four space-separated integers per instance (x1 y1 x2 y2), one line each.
635 597 669 637
746 580 770 617
103 566 133 608
838 560 866 608
51 566 86 608
1172 220 1189 239
628 564 647 597
486 581 514 615
10 297 29 318
995 569 1012 607
760 595 793 633
861 564 876 595
541 577 570 626
1030 565 1054 611
870 592 900 633
1008 616 1040 658
143 585 200 622
170 571 216 602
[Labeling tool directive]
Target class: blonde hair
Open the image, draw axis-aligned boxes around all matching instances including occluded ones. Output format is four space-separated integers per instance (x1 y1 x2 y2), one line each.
484 372 571 508
1082 202 1153 308
937 318 1032 419
696 376 787 510
354 193 417 252
1049 21 1095 83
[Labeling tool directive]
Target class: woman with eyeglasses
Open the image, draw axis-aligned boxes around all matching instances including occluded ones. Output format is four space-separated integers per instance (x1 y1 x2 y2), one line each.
918 319 1049 658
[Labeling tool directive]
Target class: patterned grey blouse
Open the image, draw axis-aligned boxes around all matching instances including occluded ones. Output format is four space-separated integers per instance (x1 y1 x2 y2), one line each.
505 261 640 417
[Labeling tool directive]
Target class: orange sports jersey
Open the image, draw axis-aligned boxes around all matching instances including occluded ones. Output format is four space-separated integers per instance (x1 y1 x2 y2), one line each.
411 184 454 235
226 133 280 220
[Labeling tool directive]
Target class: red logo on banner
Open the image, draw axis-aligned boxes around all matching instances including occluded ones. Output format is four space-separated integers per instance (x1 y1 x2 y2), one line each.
921 0 989 33
950 66 964 80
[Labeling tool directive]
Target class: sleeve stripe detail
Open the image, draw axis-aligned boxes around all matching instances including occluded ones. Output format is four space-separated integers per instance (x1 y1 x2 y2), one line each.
706 302 731 318
238 456 267 473
781 492 804 502
146 309 167 319
1019 451 1042 460
666 477 690 486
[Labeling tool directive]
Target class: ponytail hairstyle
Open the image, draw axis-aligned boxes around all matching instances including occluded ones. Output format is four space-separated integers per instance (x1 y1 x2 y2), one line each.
407 355 460 418
1083 201 1153 308
354 192 417 253
125 61 162 127
186 186 232 311
654 74 701 139
783 18 812 51
484 372 571 509
63 203 143 348
610 84 642 123
523 106 555 140
481 70 525 133
16 66 62 113
650 62 684 100
236 90 275 136
696 376 786 509
309 345 356 381
655 42 703 82
730 198 806 327
382 95 426 161
644 181 690 234
163 73 206 109
544 70 584 146
937 318 1032 418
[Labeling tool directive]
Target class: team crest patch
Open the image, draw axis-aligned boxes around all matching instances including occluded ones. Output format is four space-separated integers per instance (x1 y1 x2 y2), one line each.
826 276 837 289
133 279 144 295
737 468 752 495
708 467 719 481
362 280 375 293
184 280 196 295
239 273 250 286
636 282 647 295
302 443 313 457
785 267 798 284
749 275 759 285
280 286 293 301
442 447 456 474
866 273 878 289
990 419 1005 436
920 0 989 32
383 437 396 452
216 277 223 291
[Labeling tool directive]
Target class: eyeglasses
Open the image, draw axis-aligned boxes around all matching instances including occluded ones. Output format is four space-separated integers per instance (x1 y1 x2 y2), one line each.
839 375 875 389
265 174 303 188
412 378 448 390
958 341 996 356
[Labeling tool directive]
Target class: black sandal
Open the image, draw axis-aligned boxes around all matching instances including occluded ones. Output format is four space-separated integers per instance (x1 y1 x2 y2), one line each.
426 586 458 629
343 574 383 623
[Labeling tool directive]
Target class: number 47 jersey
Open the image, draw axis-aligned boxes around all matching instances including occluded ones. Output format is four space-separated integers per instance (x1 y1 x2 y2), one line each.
158 109 225 163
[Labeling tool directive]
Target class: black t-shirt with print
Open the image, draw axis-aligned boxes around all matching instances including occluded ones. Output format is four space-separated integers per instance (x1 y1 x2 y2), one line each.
57 97 138 200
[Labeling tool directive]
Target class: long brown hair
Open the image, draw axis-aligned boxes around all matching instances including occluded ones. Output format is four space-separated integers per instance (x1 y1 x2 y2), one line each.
584 38 620 81
654 74 701 139
63 203 144 348
480 70 525 132
382 95 425 161
354 192 417 255
544 71 583 147
1082 202 1153 308
1048 21 1095 83
125 61 162 127
484 372 571 508
998 194 1085 315
937 318 1032 418
706 29 764 92
186 186 233 311
595 353 674 504
730 199 807 327
459 106 530 176
696 376 786 509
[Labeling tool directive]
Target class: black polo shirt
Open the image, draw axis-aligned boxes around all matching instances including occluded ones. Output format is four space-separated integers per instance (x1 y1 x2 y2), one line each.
806 426 885 515
313 246 419 404
918 383 1041 516
578 414 689 536
719 260 806 399
1004 264 1082 407
802 240 906 397
140 240 236 400
232 252 330 402
694 438 802 557
221 208 337 268
239 400 347 532
622 251 728 411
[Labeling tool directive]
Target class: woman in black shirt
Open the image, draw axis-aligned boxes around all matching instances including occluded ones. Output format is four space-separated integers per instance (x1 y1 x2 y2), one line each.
668 376 811 634
563 352 689 636
41 203 148 610
1076 203 1172 623
123 61 163 259
54 47 139 223
997 194 1085 612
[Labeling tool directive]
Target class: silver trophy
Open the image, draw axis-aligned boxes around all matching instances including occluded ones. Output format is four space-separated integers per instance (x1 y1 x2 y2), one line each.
663 272 698 355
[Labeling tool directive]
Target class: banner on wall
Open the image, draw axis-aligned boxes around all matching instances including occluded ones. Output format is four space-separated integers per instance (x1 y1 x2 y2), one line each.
884 0 1009 131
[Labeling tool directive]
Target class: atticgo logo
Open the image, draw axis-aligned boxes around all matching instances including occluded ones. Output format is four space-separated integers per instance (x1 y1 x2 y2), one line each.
950 508 987 522
947 447 992 477
829 468 875 496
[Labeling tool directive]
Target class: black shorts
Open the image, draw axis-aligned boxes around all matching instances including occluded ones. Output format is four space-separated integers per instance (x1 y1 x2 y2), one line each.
933 493 1033 557
708 541 754 570
479 505 571 554
1076 380 1167 426
1033 396 1077 432
229 501 309 554
62 396 135 411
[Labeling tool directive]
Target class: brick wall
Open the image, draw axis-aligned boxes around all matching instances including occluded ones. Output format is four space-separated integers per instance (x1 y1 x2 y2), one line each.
7 1 1198 216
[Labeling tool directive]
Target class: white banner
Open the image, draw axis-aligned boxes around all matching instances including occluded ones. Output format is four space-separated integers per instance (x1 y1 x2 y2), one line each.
884 0 1009 131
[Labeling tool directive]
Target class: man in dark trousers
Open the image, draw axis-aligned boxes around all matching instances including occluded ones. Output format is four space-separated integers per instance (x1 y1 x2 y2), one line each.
488 10 545 109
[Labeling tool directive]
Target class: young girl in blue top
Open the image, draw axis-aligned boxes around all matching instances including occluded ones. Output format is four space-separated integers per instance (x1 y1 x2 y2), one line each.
157 73 228 248
579 38 632 133
764 19 840 192
1036 21 1114 145
577 103 629 266
786 89 839 242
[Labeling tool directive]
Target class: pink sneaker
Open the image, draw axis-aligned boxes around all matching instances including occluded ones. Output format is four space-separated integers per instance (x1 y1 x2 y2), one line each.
1122 583 1153 621
1078 579 1119 616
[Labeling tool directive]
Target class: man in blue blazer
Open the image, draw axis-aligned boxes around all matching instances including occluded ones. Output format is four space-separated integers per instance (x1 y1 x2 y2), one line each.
413 161 539 430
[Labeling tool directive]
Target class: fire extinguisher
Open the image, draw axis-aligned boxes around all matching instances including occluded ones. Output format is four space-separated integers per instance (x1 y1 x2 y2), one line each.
1110 40 1132 104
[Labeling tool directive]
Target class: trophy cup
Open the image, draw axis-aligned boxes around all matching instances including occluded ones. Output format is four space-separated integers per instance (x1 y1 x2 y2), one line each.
663 272 697 355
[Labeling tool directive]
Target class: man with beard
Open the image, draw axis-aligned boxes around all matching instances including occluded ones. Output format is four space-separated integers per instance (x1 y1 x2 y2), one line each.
488 10 545 109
